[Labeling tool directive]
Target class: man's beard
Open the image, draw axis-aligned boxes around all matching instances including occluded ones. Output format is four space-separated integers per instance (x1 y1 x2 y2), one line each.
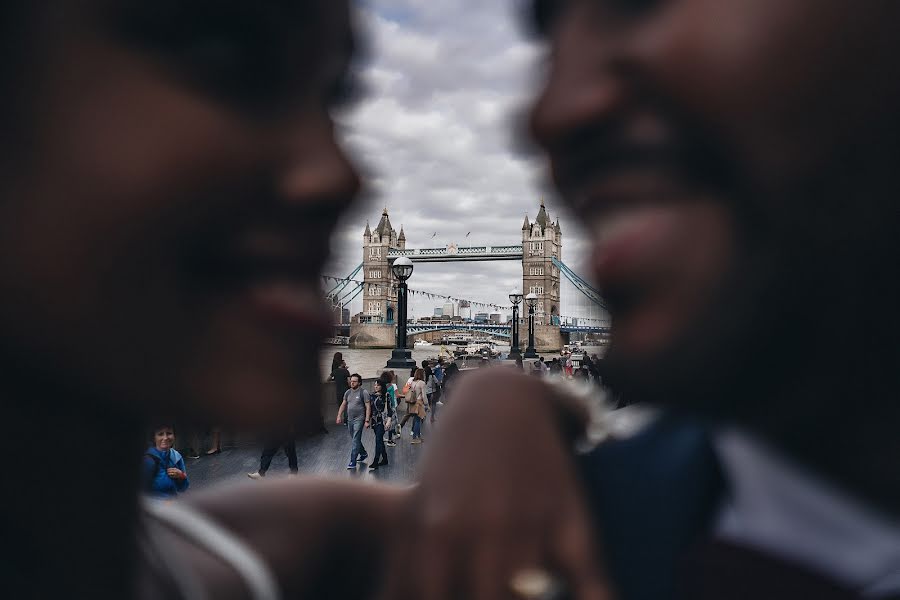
601 185 899 442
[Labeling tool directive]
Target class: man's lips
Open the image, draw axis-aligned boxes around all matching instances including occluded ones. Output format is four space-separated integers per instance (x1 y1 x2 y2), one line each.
592 205 681 283
586 195 733 356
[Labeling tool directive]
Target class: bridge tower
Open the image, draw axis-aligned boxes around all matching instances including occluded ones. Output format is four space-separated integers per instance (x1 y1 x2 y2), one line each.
521 199 562 326
361 208 405 324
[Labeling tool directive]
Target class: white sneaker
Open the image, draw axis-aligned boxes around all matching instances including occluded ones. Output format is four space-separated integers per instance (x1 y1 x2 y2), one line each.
247 472 263 480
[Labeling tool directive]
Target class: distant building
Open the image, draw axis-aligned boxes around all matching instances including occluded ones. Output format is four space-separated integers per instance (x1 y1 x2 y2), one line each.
522 199 562 326
442 301 457 318
331 302 344 325
489 313 501 324
458 300 472 321
474 312 489 324
361 208 405 324
434 307 443 317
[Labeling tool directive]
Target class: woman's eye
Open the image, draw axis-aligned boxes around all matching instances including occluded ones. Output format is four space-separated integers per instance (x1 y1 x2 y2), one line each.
120 11 291 112
328 73 366 109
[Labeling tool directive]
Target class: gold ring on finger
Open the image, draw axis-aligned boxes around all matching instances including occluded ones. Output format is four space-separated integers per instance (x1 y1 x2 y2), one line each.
508 567 566 600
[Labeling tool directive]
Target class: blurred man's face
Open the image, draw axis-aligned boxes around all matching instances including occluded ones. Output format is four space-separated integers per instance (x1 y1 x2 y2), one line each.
0 2 360 428
530 0 900 410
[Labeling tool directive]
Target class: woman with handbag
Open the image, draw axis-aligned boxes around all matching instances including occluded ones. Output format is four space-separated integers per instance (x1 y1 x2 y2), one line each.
398 369 417 434
408 368 428 444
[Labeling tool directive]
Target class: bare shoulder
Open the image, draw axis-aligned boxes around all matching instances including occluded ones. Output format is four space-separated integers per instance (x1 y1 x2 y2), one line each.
185 478 409 598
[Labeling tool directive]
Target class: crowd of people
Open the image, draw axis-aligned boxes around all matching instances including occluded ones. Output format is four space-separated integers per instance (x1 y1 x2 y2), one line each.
142 354 467 489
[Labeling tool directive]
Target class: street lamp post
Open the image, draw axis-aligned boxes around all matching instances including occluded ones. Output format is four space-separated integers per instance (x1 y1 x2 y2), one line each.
386 256 416 369
524 292 538 358
508 288 523 359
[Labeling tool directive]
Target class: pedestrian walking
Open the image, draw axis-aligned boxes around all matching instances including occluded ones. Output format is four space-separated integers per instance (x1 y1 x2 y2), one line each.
330 359 351 408
205 428 222 455
143 425 189 498
336 373 371 468
423 361 438 424
247 427 299 479
382 371 399 447
408 368 428 444
398 370 417 433
369 380 389 470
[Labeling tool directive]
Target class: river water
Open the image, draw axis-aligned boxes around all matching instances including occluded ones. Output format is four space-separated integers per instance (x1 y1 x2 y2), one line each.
319 344 608 379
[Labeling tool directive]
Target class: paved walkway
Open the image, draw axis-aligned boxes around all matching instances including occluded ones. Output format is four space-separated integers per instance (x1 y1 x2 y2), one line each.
186 417 432 490
184 397 648 492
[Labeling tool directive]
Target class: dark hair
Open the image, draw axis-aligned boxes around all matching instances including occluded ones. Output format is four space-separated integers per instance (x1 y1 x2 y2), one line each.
350 373 362 382
378 371 393 386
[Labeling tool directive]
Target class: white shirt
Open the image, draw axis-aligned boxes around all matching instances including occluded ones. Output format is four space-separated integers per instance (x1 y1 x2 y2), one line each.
714 429 900 597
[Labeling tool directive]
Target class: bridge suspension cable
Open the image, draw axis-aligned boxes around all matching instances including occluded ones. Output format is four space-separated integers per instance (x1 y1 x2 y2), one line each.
552 257 607 310
326 263 362 298
322 274 513 313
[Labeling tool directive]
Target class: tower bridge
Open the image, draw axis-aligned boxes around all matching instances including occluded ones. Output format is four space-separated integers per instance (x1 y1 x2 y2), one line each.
387 245 523 262
334 200 609 351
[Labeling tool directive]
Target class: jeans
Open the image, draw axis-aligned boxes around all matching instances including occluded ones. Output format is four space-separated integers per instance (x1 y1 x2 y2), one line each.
412 415 422 439
386 414 396 441
373 423 387 464
348 416 366 464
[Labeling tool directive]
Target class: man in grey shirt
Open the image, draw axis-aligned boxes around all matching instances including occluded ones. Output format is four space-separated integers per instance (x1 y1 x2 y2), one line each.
336 373 371 469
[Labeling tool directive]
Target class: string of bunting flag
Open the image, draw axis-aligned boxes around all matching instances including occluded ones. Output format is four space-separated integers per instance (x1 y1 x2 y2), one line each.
322 275 513 312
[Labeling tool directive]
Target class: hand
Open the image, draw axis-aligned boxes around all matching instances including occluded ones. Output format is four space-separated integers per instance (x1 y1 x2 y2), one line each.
336 415 343 425
364 419 370 429
379 370 612 600
166 468 184 480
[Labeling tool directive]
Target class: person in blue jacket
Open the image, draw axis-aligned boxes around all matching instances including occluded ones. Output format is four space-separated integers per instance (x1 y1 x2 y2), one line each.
143 425 189 498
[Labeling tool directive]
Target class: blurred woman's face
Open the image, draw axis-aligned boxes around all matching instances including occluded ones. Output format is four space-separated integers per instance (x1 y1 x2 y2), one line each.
0 2 360 428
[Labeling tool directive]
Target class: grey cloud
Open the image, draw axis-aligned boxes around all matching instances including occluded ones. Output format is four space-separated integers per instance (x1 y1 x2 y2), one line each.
325 0 596 316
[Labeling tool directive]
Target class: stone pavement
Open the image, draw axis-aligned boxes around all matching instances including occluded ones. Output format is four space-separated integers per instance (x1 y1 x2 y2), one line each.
185 417 432 490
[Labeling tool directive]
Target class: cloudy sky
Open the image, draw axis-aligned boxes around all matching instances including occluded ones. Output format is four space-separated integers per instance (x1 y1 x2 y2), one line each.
325 0 594 319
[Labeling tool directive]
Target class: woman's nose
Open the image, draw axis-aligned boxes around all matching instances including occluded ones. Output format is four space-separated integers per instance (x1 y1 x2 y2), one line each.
276 114 361 211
